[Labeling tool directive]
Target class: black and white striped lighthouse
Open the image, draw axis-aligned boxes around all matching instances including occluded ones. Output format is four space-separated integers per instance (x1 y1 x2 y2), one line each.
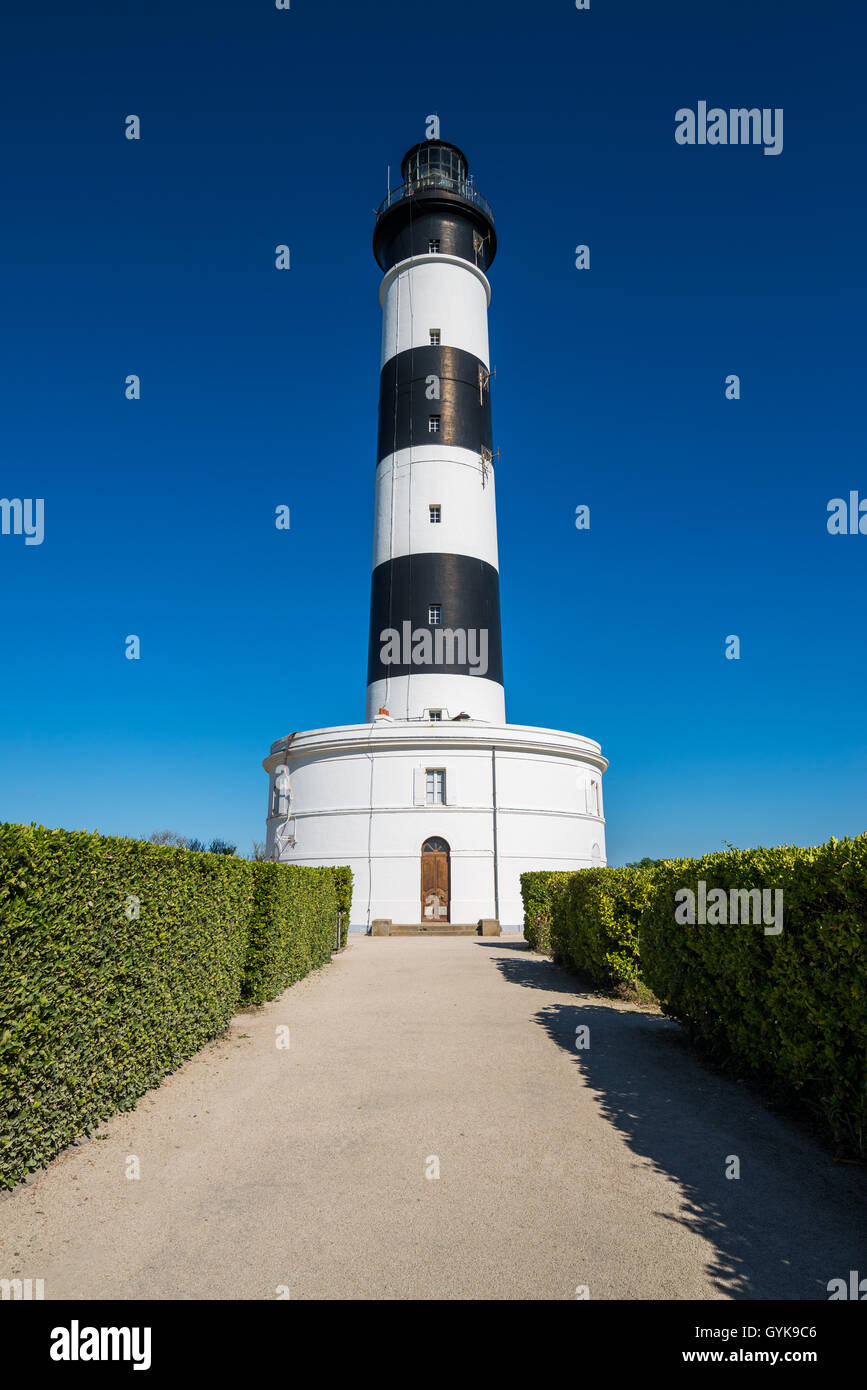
264 127 608 927
366 136 505 724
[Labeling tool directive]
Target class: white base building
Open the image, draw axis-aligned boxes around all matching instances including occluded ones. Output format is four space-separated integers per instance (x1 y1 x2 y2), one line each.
264 718 605 930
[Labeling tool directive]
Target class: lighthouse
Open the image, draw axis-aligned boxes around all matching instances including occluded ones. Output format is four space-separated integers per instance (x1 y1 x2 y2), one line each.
367 137 503 726
264 128 607 931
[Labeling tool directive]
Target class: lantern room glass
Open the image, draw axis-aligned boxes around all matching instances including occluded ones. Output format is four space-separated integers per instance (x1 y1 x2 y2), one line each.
403 144 468 195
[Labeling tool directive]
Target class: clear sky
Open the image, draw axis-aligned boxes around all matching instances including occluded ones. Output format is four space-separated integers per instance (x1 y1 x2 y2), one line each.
2 0 865 863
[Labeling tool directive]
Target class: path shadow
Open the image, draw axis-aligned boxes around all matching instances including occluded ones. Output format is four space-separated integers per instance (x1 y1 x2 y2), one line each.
473 939 531 952
486 951 575 991
491 949 867 1299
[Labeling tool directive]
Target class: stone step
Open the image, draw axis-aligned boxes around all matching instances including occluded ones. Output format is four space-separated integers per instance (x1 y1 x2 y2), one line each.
370 918 500 937
388 924 479 936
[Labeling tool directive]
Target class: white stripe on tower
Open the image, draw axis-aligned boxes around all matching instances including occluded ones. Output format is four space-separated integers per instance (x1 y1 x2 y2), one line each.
366 138 505 725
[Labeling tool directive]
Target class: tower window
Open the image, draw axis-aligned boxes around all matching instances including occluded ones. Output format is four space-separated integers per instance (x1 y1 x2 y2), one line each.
428 604 441 626
428 239 441 254
429 709 442 721
426 769 446 804
430 329 440 345
429 504 441 523
428 415 441 434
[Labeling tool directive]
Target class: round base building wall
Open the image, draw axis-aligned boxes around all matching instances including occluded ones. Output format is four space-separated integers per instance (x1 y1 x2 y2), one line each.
264 721 607 931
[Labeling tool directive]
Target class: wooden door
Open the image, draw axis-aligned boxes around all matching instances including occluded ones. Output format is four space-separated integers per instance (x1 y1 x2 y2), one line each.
421 838 450 922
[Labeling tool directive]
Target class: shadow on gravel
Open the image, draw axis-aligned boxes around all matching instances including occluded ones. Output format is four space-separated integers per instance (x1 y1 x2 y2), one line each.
484 951 574 991
473 939 533 953
489 946 867 1300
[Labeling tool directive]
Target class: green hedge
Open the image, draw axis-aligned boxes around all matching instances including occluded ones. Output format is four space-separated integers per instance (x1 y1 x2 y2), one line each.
0 823 350 1188
520 871 563 953
243 863 338 1005
331 866 353 947
641 838 867 1156
521 867 653 990
523 837 867 1155
551 865 655 991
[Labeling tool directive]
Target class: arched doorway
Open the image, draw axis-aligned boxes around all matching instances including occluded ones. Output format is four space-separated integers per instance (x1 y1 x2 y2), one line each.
421 838 450 922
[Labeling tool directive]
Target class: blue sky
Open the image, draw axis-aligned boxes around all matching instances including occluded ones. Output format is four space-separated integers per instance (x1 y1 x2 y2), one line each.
1 0 865 863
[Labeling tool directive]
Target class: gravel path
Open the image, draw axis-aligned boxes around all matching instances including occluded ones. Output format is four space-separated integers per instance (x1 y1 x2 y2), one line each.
2 935 864 1300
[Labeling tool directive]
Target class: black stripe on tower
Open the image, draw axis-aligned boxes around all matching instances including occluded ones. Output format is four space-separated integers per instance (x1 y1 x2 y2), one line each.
377 345 492 464
374 205 496 275
367 553 503 686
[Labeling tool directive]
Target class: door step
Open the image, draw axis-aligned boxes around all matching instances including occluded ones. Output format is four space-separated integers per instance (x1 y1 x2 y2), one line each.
370 919 500 937
390 924 478 936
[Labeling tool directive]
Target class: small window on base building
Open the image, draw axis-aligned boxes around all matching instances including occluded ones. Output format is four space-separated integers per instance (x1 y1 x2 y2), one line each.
426 769 446 804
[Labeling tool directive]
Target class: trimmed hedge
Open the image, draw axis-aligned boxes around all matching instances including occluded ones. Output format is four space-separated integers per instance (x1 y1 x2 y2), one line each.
0 823 351 1188
551 865 655 991
331 865 352 948
522 836 867 1155
520 871 563 953
243 863 337 1004
641 838 867 1156
521 866 652 991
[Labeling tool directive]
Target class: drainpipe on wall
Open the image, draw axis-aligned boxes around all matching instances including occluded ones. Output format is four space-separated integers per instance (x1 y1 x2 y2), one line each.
491 747 500 922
